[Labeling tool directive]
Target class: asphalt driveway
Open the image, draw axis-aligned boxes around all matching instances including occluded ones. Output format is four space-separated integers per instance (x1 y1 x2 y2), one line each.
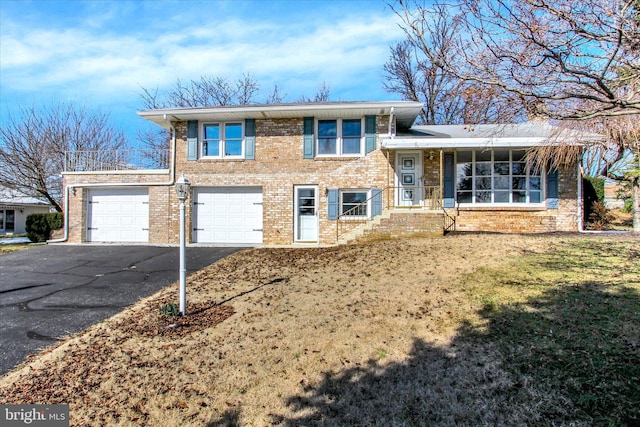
0 245 240 376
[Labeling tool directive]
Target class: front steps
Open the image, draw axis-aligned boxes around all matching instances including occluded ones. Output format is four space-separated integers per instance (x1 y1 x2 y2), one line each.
337 209 445 245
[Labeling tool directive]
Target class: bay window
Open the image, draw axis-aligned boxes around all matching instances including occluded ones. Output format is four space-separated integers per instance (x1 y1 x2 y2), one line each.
456 149 542 205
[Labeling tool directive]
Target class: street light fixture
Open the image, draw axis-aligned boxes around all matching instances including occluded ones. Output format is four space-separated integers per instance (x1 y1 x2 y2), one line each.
175 173 191 315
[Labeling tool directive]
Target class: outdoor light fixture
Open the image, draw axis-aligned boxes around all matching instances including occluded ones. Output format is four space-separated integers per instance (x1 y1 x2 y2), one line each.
428 150 435 161
175 174 191 201
175 173 191 315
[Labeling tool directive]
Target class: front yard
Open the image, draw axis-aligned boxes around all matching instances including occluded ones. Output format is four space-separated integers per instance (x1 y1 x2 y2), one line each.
1 233 638 426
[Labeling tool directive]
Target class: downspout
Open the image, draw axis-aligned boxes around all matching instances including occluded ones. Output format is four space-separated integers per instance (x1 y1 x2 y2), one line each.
388 107 395 138
48 115 178 243
577 162 584 232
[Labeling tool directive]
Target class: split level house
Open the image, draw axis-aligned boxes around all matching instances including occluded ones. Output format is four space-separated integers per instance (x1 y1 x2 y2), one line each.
61 101 583 246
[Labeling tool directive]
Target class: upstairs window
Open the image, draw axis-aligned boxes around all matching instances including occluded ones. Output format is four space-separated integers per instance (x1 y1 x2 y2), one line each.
456 149 542 205
317 119 363 156
202 122 244 158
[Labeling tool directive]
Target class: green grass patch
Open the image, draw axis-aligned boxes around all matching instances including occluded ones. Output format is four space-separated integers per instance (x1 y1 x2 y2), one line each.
460 238 640 426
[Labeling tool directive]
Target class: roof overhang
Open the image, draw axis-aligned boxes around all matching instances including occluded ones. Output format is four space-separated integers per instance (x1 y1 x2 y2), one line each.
138 101 424 130
380 136 584 149
382 123 595 149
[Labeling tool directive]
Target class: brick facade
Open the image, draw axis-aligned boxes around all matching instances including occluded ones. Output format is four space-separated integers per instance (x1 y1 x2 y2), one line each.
62 113 581 245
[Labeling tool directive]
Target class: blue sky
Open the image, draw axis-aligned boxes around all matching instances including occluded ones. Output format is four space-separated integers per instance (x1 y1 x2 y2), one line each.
0 0 406 143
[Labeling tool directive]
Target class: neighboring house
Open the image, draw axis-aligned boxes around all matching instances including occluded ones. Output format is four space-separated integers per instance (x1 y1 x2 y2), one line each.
0 187 54 235
604 180 625 209
61 101 584 246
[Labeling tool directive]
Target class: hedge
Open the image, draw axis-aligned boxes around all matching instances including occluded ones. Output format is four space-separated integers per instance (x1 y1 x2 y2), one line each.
25 213 63 243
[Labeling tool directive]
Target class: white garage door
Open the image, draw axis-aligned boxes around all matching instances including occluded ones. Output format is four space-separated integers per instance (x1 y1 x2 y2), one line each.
193 187 263 245
87 188 149 242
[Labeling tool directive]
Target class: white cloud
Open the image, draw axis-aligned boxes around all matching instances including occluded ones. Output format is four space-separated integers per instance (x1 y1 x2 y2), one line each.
0 2 405 105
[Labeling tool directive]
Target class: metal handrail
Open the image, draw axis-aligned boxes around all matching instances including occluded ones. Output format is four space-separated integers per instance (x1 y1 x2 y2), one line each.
336 186 445 241
336 188 387 240
64 149 170 172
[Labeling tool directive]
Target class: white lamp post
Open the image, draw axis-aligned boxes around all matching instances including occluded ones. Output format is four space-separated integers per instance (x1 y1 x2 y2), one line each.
175 173 191 316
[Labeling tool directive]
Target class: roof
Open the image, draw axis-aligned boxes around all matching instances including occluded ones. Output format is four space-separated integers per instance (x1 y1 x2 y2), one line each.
0 187 50 206
382 122 599 149
138 101 424 130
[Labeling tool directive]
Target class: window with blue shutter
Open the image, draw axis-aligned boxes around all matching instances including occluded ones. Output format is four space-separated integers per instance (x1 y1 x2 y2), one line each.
245 119 255 160
303 117 315 158
443 152 455 208
371 188 383 217
187 120 198 161
547 169 558 209
365 115 376 154
327 189 338 220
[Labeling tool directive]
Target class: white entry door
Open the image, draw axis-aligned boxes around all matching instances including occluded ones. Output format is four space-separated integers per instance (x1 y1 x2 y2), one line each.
396 152 423 207
294 185 318 242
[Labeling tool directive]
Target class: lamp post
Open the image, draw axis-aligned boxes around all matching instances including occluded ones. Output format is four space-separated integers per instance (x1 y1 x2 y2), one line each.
175 174 191 316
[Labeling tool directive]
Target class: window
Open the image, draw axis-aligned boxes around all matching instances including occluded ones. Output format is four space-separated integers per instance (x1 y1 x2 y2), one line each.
340 190 368 217
202 122 244 158
455 149 542 204
317 119 363 156
1 209 15 233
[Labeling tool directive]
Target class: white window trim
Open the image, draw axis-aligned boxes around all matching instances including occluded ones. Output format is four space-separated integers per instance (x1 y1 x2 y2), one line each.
201 122 245 159
455 149 546 207
339 189 370 219
316 118 364 157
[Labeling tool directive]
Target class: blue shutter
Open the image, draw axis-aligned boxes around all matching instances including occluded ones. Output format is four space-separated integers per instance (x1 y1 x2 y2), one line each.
371 188 383 218
327 189 339 220
443 152 455 208
245 119 255 160
303 117 315 159
187 120 198 161
547 169 558 209
365 115 376 154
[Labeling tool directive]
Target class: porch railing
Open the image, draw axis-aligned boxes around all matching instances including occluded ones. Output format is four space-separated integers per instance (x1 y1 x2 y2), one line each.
64 149 170 172
336 186 445 241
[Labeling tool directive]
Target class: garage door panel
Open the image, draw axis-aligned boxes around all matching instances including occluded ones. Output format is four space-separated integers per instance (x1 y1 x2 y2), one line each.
87 188 149 242
193 187 263 245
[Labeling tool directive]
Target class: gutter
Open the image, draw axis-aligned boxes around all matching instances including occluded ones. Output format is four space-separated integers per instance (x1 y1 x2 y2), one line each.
48 115 178 243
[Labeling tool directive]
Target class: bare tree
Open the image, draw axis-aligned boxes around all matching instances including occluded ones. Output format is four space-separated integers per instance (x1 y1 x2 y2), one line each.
393 0 640 231
383 5 520 124
393 0 640 120
265 84 287 104
0 103 127 211
297 82 332 103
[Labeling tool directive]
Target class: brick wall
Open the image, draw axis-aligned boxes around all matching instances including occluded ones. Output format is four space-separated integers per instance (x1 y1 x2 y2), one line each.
353 211 444 243
62 117 581 244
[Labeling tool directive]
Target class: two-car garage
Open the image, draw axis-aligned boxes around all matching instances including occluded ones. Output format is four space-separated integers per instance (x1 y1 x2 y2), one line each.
86 186 263 245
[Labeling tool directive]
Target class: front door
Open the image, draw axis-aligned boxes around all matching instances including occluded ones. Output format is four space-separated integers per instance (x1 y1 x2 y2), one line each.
294 185 319 242
396 152 423 207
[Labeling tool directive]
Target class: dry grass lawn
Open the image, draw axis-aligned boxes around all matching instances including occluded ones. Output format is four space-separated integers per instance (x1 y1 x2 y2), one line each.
1 233 639 426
